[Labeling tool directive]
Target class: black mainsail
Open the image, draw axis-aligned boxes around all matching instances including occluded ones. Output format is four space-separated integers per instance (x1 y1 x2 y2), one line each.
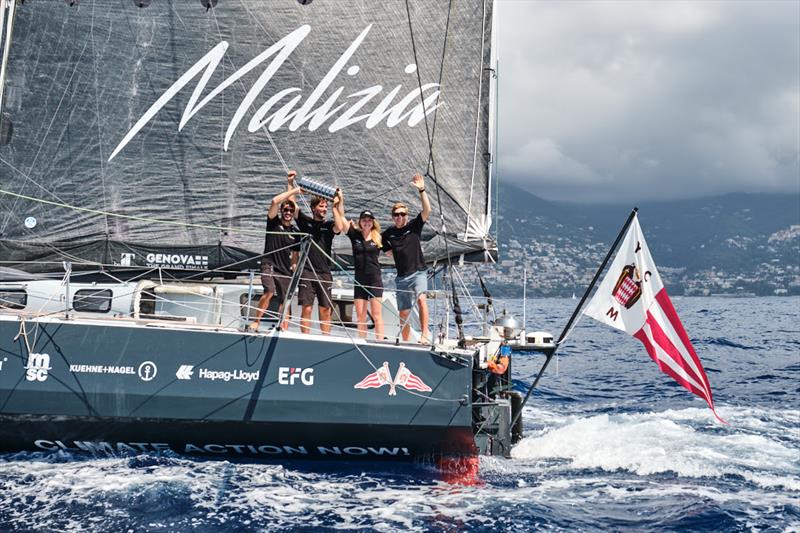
0 0 495 273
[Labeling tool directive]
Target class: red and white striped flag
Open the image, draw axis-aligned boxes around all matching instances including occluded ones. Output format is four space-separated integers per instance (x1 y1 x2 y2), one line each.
393 362 432 393
583 215 725 423
354 362 393 392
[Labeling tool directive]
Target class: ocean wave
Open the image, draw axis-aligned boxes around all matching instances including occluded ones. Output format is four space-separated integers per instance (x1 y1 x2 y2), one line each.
511 406 800 492
698 337 757 350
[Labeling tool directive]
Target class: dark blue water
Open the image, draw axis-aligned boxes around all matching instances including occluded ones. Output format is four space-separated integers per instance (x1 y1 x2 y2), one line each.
1 297 797 531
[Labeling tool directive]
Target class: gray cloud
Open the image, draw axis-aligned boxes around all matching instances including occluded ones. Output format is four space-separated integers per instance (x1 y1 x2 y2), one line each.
496 0 800 203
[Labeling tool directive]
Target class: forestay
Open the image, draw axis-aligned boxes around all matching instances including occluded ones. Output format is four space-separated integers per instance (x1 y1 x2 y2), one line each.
0 0 495 273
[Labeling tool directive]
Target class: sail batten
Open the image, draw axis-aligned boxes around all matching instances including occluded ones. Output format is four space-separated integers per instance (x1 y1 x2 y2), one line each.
0 1 494 273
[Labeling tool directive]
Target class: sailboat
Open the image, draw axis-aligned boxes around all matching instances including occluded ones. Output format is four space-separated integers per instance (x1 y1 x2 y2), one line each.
0 0 530 461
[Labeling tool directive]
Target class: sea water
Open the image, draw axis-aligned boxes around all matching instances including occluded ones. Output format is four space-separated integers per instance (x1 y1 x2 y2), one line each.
0 297 797 531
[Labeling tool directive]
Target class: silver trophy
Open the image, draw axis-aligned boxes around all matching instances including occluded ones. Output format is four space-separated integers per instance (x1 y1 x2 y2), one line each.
296 176 337 200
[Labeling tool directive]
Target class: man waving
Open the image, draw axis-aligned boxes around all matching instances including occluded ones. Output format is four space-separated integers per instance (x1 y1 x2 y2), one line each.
382 173 431 344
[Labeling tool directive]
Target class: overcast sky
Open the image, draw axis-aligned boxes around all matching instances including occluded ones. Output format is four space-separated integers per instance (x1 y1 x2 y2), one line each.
496 0 800 203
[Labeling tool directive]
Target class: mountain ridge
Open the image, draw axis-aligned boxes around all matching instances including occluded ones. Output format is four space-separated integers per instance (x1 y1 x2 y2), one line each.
485 184 799 296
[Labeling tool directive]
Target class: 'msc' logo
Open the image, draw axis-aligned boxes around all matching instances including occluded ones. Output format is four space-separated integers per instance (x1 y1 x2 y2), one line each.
25 353 51 382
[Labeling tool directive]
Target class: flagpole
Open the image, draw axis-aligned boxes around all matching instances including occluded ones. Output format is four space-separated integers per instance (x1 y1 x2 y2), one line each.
511 207 639 429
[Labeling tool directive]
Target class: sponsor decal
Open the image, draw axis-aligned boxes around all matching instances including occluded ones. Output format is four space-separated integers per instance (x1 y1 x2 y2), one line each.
199 368 259 382
145 253 209 270
175 365 259 382
176 365 194 380
354 361 431 396
24 353 51 382
120 253 135 266
34 440 411 457
69 364 136 375
138 361 158 382
278 367 314 386
108 25 441 161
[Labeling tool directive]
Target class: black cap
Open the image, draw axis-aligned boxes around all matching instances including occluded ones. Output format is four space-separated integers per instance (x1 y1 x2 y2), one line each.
359 210 375 219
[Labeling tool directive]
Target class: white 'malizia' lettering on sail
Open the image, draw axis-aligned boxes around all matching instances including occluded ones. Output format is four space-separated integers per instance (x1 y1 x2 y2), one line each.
109 25 441 161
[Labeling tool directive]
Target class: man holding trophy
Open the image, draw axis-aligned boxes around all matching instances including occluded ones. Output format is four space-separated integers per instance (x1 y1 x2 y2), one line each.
287 170 340 335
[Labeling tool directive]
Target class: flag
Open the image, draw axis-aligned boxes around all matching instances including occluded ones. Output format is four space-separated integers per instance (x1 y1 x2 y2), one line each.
583 215 725 423
393 362 432 393
354 361 394 394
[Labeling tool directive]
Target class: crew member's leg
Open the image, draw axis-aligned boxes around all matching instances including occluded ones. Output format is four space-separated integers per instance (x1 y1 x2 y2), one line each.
317 272 333 335
369 296 384 340
297 270 314 334
415 271 430 344
275 274 292 331
395 274 414 342
354 298 368 338
417 293 430 344
249 264 276 331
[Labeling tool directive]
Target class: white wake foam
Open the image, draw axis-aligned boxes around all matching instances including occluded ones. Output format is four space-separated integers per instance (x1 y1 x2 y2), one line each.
511 406 800 491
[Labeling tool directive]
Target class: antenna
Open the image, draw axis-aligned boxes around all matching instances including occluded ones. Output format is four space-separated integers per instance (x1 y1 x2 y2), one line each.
522 267 527 334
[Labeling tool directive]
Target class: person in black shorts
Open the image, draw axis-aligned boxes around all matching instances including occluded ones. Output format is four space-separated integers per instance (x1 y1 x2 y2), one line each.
248 185 301 332
332 190 384 340
286 170 339 335
381 173 431 344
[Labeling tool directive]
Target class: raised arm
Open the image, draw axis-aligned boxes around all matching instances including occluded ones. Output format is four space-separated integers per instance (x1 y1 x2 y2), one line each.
412 173 431 222
268 186 302 219
331 189 350 234
286 170 300 216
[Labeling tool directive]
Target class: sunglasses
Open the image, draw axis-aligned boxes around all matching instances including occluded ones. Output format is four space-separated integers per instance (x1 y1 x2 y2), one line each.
392 212 408 217
282 208 295 213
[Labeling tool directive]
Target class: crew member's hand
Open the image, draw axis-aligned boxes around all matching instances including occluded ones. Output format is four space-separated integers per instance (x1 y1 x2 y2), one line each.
287 170 297 185
411 173 425 191
333 188 342 207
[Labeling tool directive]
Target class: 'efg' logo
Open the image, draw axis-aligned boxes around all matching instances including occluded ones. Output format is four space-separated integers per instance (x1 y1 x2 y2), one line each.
25 353 51 382
278 367 314 386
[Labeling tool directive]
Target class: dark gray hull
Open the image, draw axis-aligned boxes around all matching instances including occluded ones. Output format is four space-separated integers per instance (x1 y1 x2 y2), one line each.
0 316 477 461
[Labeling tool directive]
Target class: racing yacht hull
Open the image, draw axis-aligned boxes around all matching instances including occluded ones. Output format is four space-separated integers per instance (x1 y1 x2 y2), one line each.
0 316 478 461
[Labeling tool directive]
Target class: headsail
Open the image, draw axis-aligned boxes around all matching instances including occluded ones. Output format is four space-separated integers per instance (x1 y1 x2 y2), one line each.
0 0 494 273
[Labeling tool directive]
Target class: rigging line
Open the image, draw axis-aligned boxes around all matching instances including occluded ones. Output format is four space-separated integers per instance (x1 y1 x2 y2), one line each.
404 0 456 258
118 7 207 232
0 0 12 116
0 186 307 237
90 0 110 238
404 3 478 232
422 0 453 179
464 0 487 236
0 35 91 234
210 5 288 174
209 6 228 233
302 256 460 403
208 7 313 214
451 265 483 319
237 0 398 191
302 238 406 322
